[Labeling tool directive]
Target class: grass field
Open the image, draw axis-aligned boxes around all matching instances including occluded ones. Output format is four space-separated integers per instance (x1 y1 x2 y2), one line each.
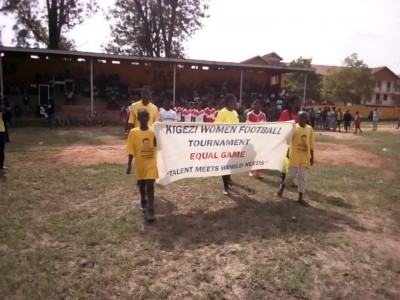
1 123 399 299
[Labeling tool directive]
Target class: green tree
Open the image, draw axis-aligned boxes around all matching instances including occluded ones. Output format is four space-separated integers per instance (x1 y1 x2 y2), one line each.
284 57 322 104
0 0 98 50
104 0 209 58
323 53 375 105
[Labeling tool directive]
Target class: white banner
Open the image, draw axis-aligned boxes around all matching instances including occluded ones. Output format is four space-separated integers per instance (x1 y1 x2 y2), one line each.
153 121 295 185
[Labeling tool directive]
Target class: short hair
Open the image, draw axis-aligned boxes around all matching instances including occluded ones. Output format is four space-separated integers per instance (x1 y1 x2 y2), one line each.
141 86 151 96
137 108 149 116
298 111 308 117
284 94 301 103
283 94 301 109
224 94 237 106
253 99 263 105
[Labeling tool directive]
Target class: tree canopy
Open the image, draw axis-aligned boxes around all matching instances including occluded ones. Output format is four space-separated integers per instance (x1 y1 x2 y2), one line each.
0 0 98 50
284 57 322 103
104 0 209 58
323 53 375 105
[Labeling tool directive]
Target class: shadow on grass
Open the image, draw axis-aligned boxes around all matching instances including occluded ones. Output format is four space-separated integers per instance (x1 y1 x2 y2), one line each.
144 189 364 250
0 171 7 183
257 173 353 209
306 190 353 208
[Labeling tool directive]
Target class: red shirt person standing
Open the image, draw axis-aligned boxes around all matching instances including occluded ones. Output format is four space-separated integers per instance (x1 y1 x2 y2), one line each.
246 99 266 178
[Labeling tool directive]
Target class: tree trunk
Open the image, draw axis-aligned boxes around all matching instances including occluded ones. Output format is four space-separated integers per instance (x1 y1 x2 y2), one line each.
47 0 60 49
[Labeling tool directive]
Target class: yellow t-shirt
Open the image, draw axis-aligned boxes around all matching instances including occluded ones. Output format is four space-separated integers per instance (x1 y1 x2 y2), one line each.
0 113 5 132
214 108 239 123
128 100 159 128
288 124 315 168
126 127 159 180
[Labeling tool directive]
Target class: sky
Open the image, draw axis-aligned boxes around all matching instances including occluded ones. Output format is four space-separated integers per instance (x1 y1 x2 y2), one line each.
1 0 400 74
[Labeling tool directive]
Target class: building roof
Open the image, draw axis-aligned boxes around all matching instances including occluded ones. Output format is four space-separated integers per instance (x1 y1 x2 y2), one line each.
0 46 314 74
313 64 400 79
241 52 285 66
370 66 400 79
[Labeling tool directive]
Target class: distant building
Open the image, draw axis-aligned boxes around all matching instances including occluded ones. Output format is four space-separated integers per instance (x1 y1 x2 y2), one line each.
313 64 400 106
241 52 287 99
370 67 400 106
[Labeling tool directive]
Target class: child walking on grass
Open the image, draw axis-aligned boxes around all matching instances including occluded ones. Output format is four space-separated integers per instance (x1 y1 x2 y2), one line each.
126 109 158 222
353 111 363 134
277 111 315 207
214 94 240 195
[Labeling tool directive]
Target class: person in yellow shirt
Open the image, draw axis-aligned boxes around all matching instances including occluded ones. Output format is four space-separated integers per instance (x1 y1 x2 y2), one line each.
126 109 159 222
277 111 315 206
128 86 159 129
214 94 239 195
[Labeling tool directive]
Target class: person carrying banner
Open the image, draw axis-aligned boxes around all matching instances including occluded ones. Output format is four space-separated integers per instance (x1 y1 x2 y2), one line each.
128 86 158 129
126 109 158 222
214 94 240 195
277 111 315 206
278 94 301 186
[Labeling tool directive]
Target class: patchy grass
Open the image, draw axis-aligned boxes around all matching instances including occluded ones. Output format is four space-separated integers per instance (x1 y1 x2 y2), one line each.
1 126 399 299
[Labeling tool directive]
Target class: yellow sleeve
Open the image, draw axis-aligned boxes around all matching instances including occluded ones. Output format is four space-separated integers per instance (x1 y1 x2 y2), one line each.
153 105 159 124
126 130 136 155
128 104 136 124
309 127 315 150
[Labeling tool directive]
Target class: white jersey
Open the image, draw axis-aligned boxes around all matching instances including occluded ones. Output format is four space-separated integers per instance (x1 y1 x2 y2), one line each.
175 107 182 122
159 109 178 122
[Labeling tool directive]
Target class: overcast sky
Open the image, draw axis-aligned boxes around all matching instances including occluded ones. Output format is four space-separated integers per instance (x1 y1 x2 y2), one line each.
1 0 400 74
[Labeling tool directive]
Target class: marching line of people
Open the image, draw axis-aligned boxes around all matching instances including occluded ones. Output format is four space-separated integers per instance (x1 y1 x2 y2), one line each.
125 88 316 223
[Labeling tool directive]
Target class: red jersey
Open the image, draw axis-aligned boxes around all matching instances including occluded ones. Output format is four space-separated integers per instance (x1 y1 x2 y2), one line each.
354 114 361 126
278 109 298 123
182 108 192 122
204 107 216 122
247 111 266 123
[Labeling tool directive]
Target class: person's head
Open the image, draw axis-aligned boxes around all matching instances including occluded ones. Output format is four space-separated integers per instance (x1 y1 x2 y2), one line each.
252 99 263 113
137 108 150 127
141 86 152 103
298 111 309 127
356 111 359 115
284 94 301 114
162 98 171 110
224 94 237 111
